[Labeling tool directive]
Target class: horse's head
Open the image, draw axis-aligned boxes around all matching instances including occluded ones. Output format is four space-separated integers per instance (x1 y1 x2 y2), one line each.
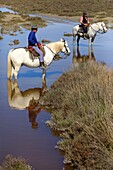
99 22 107 33
60 38 71 55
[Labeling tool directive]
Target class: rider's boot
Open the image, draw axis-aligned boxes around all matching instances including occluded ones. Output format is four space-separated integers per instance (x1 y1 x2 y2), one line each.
40 62 46 69
83 33 87 40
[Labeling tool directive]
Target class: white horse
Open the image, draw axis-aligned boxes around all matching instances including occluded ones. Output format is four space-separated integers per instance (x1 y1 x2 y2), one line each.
72 22 107 46
7 38 70 80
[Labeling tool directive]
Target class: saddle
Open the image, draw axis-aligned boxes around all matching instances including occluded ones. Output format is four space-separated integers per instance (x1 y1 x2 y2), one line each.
78 25 89 39
78 25 84 33
27 46 45 62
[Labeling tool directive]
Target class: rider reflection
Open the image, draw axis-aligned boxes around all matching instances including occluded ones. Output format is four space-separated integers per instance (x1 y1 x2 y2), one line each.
28 99 43 129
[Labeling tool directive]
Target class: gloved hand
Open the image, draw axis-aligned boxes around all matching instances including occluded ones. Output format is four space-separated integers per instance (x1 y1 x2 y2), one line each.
38 43 41 48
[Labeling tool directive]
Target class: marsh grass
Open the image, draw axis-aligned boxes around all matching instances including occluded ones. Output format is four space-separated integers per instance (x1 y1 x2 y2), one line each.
1 0 113 19
1 154 32 170
42 61 113 169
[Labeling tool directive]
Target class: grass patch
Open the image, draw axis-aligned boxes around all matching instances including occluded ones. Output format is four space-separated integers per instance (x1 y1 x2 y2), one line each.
1 154 32 170
0 35 3 40
64 33 73 37
42 61 113 169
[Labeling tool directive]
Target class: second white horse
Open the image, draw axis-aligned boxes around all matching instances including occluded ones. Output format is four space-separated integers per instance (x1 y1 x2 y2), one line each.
72 22 107 46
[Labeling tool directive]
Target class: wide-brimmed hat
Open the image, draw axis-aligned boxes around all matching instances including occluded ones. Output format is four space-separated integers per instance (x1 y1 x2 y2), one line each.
31 25 38 30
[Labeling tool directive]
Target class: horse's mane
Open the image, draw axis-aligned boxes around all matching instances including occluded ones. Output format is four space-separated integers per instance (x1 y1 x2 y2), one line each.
46 41 60 45
12 47 27 51
46 41 61 48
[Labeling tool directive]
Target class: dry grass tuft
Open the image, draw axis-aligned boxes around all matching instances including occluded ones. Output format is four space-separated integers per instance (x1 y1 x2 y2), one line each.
42 61 113 169
1 154 32 170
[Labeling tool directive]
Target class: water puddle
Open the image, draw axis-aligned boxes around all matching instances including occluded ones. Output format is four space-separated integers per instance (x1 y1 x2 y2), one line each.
0 7 18 14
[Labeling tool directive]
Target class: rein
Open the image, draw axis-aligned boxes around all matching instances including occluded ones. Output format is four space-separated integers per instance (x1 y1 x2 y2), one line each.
44 45 56 55
44 41 68 56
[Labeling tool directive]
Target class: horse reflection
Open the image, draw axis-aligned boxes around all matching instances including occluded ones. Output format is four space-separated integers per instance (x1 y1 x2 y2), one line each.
72 46 96 66
7 71 47 129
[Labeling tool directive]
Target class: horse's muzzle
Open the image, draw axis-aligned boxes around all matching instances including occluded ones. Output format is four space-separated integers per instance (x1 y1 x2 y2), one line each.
104 28 107 33
66 52 71 56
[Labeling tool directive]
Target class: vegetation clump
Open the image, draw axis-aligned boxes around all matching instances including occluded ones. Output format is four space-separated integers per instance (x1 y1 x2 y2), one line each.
42 61 113 169
0 35 3 40
13 39 20 45
1 154 32 170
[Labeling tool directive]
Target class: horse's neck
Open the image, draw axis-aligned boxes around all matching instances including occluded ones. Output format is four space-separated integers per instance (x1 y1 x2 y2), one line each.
90 23 100 32
47 42 63 54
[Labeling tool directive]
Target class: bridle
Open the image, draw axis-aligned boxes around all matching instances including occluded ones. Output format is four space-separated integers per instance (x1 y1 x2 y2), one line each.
62 39 70 55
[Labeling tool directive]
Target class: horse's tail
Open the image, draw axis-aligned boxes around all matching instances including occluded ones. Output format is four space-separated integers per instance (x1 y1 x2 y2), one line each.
7 80 12 106
72 25 79 36
72 26 75 36
7 50 13 79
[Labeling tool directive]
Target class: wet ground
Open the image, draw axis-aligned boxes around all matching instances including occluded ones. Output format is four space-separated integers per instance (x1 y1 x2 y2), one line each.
0 8 113 170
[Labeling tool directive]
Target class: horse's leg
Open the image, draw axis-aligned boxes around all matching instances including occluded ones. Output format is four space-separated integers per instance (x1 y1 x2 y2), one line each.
77 36 80 46
73 35 76 44
13 65 21 79
91 37 95 45
88 37 92 46
13 80 21 94
7 80 12 104
11 67 15 79
42 69 47 89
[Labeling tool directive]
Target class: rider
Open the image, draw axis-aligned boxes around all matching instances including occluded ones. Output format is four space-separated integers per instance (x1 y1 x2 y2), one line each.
28 25 46 69
80 11 90 39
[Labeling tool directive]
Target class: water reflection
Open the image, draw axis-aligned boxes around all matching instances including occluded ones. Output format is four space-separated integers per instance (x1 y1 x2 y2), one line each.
72 46 96 66
7 71 47 129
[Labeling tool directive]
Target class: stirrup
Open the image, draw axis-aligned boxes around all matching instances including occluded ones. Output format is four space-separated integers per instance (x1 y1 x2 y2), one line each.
83 33 87 40
40 65 47 69
40 63 47 69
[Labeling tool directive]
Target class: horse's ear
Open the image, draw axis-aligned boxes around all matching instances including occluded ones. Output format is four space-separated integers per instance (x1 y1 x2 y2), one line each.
60 38 65 42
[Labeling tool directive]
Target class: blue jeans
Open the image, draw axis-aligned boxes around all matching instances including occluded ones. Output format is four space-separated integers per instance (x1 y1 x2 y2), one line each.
82 25 87 33
33 46 44 62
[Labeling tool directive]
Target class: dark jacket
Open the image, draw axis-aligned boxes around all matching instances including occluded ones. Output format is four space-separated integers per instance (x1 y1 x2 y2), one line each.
28 31 39 46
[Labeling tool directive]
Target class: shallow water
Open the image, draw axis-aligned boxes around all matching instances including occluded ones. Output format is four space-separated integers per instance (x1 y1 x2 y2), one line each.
0 7 18 14
0 10 113 170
